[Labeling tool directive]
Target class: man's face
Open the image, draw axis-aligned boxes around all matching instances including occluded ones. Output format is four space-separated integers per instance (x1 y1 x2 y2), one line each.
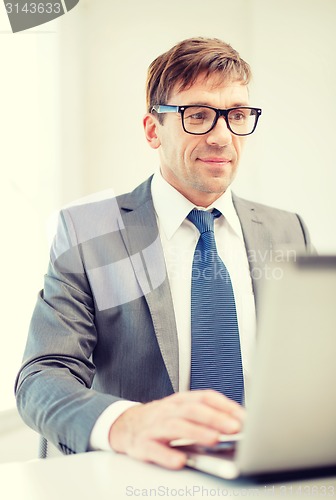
145 75 249 207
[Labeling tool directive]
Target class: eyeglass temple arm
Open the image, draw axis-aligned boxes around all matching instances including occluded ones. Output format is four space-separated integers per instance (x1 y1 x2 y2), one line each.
151 105 179 113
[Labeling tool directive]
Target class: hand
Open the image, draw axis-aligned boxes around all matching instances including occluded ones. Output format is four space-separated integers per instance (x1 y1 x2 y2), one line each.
109 390 245 469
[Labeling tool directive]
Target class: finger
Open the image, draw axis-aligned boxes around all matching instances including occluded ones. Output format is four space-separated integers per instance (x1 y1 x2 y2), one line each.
129 440 187 470
147 418 220 445
179 390 246 422
168 389 238 409
164 391 244 433
176 401 242 434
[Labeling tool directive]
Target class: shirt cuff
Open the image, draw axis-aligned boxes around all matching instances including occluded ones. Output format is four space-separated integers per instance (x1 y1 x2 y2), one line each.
89 400 140 451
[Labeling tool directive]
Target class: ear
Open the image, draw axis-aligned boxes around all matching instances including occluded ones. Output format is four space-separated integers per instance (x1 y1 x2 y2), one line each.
143 113 161 149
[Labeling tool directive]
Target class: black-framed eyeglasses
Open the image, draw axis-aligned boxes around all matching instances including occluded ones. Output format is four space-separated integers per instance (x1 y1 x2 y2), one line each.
151 104 262 136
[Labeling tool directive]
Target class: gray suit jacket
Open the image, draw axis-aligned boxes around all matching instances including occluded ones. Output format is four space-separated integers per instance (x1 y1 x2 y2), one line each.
15 176 311 455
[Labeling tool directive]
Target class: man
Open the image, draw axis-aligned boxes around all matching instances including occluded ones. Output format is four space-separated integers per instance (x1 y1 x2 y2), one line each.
15 37 311 470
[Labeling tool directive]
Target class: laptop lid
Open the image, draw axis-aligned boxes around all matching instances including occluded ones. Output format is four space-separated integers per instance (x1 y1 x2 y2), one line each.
237 255 336 475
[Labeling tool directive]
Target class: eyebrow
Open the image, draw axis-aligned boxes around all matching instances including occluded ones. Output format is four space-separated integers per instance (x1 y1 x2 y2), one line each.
181 102 250 108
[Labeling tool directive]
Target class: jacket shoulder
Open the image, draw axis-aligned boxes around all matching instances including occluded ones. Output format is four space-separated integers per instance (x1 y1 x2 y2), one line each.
233 194 311 248
233 194 296 217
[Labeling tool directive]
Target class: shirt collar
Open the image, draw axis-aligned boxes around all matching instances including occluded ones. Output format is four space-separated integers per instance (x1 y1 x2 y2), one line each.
151 170 244 241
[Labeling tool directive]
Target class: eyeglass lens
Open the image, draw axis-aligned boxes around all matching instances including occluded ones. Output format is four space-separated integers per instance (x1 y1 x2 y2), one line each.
182 107 257 135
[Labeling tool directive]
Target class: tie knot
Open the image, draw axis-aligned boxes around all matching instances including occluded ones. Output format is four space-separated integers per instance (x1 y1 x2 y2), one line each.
187 208 221 234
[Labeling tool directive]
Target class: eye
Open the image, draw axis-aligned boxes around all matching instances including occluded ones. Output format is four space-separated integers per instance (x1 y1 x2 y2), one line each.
229 108 251 125
189 112 206 120
230 110 248 121
184 107 214 124
184 110 207 121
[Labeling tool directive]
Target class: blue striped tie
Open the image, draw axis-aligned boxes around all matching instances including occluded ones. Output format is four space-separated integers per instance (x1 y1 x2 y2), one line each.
188 208 244 405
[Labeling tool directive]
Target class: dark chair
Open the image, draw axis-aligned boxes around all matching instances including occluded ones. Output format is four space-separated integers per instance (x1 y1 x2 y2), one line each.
38 436 63 459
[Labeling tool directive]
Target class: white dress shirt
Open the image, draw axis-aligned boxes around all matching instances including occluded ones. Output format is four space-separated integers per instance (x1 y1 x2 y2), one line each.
90 171 256 450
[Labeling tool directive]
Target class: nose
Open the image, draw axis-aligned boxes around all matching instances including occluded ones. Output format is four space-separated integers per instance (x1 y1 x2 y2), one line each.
206 116 232 147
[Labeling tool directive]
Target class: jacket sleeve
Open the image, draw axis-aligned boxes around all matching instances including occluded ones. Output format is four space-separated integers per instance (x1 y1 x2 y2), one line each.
15 208 122 454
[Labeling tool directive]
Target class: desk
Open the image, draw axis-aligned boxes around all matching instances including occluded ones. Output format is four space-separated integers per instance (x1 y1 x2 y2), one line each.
0 451 335 500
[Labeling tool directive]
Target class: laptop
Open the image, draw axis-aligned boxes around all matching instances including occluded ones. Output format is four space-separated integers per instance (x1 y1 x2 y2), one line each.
172 255 336 479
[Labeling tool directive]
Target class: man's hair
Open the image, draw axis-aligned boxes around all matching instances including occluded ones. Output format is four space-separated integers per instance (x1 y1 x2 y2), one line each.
146 37 251 118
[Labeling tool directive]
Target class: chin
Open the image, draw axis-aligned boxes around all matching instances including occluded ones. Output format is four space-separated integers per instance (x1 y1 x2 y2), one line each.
203 178 231 193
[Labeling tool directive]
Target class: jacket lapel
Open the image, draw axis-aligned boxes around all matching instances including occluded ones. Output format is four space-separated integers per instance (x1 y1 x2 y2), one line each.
117 177 179 392
233 194 272 310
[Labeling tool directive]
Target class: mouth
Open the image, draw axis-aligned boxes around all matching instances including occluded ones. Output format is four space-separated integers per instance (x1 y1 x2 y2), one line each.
198 157 232 166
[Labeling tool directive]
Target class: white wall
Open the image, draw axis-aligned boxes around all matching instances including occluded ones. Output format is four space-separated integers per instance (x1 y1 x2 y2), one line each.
0 9 62 411
244 0 336 253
